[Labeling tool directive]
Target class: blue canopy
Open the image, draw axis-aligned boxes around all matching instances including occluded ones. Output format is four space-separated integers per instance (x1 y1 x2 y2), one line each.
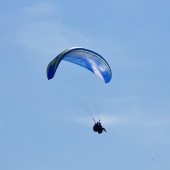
47 47 112 83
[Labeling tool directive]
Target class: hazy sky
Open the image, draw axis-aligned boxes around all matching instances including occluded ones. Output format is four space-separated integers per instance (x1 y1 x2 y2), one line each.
0 0 170 170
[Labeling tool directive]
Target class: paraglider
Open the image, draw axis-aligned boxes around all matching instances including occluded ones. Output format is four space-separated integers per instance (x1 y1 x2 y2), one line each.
46 47 112 134
93 120 107 134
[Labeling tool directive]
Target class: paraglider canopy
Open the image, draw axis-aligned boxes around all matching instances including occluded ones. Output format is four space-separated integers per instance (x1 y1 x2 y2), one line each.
46 47 112 83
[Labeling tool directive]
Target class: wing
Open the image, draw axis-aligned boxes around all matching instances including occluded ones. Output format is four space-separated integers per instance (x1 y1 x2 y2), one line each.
46 47 112 83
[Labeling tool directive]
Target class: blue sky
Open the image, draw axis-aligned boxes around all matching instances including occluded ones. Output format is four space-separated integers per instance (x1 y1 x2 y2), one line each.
0 0 170 170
